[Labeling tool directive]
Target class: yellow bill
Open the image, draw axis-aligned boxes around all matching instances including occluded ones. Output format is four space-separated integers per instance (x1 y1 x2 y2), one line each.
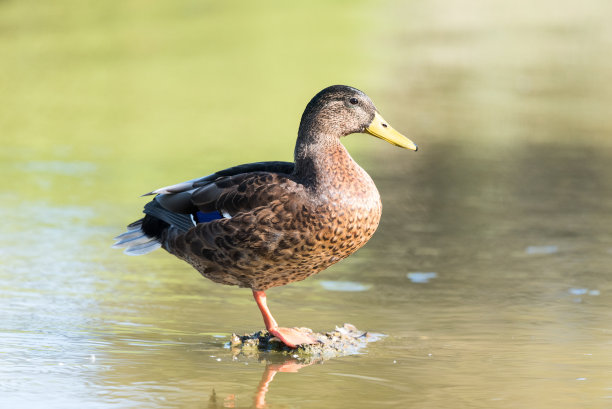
365 111 417 151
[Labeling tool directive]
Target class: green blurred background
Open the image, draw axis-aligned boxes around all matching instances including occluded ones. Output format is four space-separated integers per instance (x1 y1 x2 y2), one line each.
2 0 611 204
2 0 383 207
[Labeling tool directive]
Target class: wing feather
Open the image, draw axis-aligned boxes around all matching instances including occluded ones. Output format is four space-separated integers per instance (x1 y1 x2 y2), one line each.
147 161 296 218
143 161 294 196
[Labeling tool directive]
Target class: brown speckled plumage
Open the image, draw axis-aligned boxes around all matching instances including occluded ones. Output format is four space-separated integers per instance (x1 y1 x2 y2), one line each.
167 141 382 291
114 85 416 347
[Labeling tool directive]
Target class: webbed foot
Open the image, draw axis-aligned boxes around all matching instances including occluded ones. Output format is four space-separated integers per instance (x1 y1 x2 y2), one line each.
269 327 317 348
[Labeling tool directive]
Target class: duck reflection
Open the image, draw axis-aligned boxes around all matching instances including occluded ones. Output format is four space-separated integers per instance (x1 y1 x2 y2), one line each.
206 358 317 409
253 359 315 409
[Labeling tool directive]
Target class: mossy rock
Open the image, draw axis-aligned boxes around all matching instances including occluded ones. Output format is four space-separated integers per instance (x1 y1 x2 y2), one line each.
230 323 382 361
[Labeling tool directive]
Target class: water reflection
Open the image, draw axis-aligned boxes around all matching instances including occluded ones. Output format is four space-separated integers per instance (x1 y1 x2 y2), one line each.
254 360 314 409
204 359 315 409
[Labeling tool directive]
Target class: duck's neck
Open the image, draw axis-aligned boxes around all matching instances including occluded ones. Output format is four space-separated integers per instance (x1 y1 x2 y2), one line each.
293 131 373 198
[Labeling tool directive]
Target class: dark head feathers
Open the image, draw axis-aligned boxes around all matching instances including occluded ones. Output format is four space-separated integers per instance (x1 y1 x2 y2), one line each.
298 85 377 140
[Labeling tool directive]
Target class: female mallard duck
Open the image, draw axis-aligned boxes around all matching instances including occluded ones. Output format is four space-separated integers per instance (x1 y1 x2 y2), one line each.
114 85 417 348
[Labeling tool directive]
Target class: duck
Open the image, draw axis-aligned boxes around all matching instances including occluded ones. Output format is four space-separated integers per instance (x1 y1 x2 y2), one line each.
113 85 417 348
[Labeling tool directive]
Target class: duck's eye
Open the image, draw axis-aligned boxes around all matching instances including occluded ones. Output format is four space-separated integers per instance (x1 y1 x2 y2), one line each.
349 97 359 105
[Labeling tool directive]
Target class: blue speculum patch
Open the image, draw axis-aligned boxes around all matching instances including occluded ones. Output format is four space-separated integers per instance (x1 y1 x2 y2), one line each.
195 211 223 223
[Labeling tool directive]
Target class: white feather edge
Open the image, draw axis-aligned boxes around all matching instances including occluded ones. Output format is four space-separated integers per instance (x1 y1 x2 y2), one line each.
124 241 161 256
142 174 215 196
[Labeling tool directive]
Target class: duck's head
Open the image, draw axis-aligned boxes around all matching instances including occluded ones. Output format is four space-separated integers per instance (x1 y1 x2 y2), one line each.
298 85 417 151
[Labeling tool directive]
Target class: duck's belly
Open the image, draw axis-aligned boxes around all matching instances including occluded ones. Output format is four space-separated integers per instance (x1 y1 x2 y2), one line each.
180 198 382 291
257 199 383 290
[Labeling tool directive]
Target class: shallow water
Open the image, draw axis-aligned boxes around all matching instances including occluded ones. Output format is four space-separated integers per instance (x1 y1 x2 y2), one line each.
2 1 612 408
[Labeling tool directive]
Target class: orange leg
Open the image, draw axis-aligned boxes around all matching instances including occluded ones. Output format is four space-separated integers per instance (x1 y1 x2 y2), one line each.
252 290 317 348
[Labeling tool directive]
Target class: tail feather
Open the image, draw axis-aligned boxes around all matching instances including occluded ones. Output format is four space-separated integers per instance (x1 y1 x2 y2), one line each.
114 228 145 241
112 232 150 248
113 216 162 256
123 239 162 256
126 219 143 230
143 200 195 233
114 198 196 256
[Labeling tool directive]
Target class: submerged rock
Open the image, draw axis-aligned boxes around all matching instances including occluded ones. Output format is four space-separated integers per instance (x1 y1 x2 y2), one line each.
229 323 382 360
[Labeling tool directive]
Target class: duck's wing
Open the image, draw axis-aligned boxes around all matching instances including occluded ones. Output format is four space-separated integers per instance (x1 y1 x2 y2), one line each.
149 161 295 215
143 161 295 196
114 161 296 255
144 160 297 228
